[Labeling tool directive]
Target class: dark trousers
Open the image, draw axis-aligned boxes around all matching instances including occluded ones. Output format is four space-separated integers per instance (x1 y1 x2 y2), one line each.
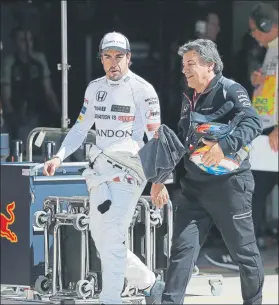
162 171 264 304
252 170 278 238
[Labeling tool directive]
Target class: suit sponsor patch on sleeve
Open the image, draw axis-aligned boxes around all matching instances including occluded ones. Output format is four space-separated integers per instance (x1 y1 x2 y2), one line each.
81 105 87 114
77 114 84 123
237 92 251 107
145 97 159 105
147 123 160 131
145 107 160 120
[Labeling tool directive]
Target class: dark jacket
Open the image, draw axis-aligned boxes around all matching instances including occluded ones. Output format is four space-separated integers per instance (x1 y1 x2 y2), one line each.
139 124 186 183
178 73 263 182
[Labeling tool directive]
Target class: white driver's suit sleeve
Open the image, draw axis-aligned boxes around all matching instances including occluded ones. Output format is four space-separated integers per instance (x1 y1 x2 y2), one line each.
138 84 161 141
56 86 95 161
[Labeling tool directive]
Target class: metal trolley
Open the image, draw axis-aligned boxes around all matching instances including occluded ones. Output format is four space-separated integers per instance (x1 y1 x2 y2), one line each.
33 196 91 300
32 194 173 304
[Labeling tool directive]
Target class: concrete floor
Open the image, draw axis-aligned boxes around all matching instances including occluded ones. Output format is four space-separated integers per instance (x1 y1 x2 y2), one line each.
1 246 278 304
186 245 278 304
186 274 278 304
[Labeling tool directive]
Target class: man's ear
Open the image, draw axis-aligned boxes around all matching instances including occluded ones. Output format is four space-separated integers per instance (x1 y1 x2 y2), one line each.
208 63 215 72
127 52 131 62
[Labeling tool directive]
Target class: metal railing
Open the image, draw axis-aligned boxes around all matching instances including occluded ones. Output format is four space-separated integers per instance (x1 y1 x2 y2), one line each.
26 127 96 162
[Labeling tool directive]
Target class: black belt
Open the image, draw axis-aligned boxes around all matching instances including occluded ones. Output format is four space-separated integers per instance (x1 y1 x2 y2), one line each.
106 159 123 170
89 159 123 171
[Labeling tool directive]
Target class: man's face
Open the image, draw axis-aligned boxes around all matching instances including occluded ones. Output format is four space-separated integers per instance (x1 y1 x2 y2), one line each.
101 49 131 81
16 31 33 54
182 50 213 89
249 18 269 47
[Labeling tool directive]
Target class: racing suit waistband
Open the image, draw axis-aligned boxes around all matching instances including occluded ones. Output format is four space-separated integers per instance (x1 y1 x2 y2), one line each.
89 153 146 186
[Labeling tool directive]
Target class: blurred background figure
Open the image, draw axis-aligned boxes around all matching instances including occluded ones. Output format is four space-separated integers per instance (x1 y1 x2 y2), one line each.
1 26 60 155
192 10 232 77
0 100 6 132
194 12 220 41
249 2 278 249
233 30 266 98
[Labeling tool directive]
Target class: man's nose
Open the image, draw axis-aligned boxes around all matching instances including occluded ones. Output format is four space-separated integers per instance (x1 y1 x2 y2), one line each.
182 67 188 74
110 58 118 65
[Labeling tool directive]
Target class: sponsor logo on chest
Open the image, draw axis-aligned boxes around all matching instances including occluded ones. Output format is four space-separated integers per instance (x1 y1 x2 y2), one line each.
96 129 133 138
111 105 131 113
94 106 106 111
118 116 135 122
96 91 107 102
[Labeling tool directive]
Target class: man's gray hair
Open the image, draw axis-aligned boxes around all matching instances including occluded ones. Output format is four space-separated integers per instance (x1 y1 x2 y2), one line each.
178 39 224 74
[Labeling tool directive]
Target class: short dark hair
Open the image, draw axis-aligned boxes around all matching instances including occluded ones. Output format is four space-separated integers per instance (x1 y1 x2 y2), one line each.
178 39 223 74
250 3 278 25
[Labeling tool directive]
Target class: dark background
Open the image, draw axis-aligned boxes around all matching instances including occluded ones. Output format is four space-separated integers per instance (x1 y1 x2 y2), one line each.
0 0 233 132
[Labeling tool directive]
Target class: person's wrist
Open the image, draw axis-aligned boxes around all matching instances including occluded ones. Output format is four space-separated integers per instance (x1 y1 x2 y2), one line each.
155 183 164 190
53 155 62 165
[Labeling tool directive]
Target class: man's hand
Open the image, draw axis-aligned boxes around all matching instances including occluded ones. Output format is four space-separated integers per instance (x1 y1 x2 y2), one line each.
250 70 265 87
153 130 159 139
43 157 61 176
269 126 278 152
151 183 169 208
201 139 225 166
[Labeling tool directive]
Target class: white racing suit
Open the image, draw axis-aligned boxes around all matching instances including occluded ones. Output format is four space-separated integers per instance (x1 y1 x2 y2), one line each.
56 70 161 304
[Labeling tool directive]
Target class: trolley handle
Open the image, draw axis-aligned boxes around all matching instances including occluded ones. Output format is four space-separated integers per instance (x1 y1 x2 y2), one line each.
29 163 45 176
28 162 89 176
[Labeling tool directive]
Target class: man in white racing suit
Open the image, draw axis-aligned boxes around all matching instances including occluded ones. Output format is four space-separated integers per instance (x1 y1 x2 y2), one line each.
43 32 169 304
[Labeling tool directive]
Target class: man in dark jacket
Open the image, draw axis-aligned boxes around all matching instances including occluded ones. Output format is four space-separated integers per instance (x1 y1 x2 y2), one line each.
161 39 264 304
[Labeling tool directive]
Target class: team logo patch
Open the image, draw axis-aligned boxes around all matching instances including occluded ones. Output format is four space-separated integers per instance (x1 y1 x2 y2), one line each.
96 91 107 102
124 174 137 185
112 175 138 186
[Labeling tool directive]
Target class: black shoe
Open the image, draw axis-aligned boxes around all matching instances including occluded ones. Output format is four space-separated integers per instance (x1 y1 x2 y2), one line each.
204 250 239 271
144 280 165 304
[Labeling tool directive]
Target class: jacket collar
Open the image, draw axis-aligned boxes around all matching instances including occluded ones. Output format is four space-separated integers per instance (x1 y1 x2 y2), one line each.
268 37 278 48
185 72 223 99
106 70 132 87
